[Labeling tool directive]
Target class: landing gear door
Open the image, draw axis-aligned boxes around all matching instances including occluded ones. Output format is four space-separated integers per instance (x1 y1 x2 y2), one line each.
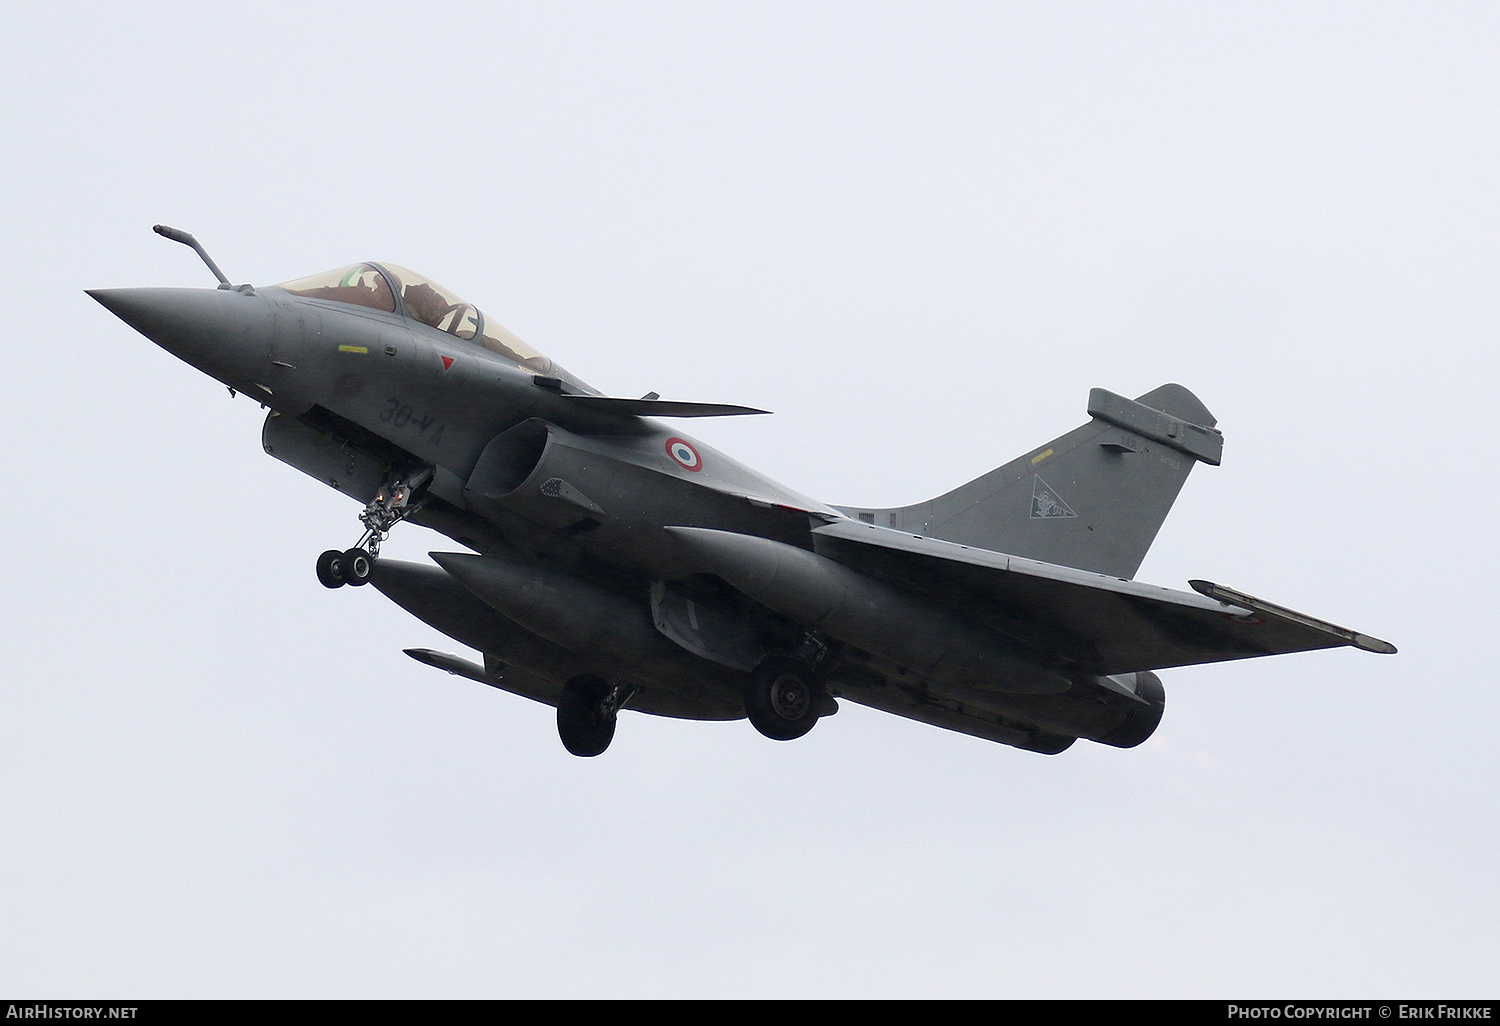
650 580 765 672
262 410 389 503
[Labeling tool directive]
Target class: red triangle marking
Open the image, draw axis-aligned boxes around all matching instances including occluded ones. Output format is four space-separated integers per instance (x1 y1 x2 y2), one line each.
441 356 454 370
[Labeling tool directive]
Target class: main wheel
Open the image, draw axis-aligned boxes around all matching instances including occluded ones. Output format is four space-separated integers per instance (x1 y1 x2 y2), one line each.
744 656 822 741
316 549 345 589
557 674 617 757
342 547 374 586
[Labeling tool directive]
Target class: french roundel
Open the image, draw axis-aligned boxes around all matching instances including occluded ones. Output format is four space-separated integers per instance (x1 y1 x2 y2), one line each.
665 437 703 472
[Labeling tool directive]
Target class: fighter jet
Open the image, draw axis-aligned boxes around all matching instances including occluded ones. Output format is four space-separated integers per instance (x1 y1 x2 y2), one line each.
88 226 1394 757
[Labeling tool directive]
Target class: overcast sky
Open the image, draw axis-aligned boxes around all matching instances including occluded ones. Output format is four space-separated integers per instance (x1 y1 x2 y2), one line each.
2 1 1495 997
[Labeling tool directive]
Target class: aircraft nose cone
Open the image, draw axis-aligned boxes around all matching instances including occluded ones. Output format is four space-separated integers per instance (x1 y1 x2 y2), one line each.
86 287 173 335
87 286 276 387
88 286 235 354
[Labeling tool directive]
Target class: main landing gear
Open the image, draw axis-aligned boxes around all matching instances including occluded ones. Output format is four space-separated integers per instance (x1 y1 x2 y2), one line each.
557 674 635 757
743 636 838 741
317 467 432 589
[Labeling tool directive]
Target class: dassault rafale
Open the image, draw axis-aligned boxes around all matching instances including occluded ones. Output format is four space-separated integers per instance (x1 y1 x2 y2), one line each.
89 226 1395 757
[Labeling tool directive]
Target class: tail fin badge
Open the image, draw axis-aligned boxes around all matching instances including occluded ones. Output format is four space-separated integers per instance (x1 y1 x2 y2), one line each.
1031 476 1077 519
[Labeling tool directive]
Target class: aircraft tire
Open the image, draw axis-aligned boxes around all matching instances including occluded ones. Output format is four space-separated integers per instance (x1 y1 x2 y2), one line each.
316 549 346 589
557 674 616 757
744 656 821 741
342 548 374 587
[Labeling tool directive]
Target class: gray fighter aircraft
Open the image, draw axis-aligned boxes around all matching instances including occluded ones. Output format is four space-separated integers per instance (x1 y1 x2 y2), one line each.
89 226 1394 757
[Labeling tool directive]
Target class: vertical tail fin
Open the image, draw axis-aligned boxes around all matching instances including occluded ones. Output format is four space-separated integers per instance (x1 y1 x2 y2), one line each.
837 384 1222 580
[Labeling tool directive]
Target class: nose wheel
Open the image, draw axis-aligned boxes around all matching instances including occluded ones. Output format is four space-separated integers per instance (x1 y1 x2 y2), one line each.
317 547 375 589
315 466 432 590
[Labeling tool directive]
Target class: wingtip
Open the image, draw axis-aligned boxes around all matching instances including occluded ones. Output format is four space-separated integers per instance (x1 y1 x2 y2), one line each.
1353 634 1398 655
1191 579 1396 655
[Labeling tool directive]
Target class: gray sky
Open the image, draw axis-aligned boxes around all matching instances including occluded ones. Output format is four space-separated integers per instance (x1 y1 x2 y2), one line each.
2 1 1495 997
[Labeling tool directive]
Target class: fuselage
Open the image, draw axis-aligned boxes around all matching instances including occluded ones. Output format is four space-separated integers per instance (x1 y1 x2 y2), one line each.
89 277 832 583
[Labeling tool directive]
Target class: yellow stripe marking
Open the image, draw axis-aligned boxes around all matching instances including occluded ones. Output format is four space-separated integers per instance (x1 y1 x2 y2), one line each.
1031 448 1054 465
338 345 369 354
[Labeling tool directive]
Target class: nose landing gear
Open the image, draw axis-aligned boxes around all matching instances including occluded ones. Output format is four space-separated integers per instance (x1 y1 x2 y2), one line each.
316 546 374 588
316 467 432 589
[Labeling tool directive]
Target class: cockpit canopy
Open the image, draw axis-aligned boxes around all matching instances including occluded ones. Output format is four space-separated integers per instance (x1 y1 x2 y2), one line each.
277 262 560 377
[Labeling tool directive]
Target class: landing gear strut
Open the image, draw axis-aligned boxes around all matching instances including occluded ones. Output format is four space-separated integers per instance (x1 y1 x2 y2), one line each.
557 674 634 757
317 466 432 589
